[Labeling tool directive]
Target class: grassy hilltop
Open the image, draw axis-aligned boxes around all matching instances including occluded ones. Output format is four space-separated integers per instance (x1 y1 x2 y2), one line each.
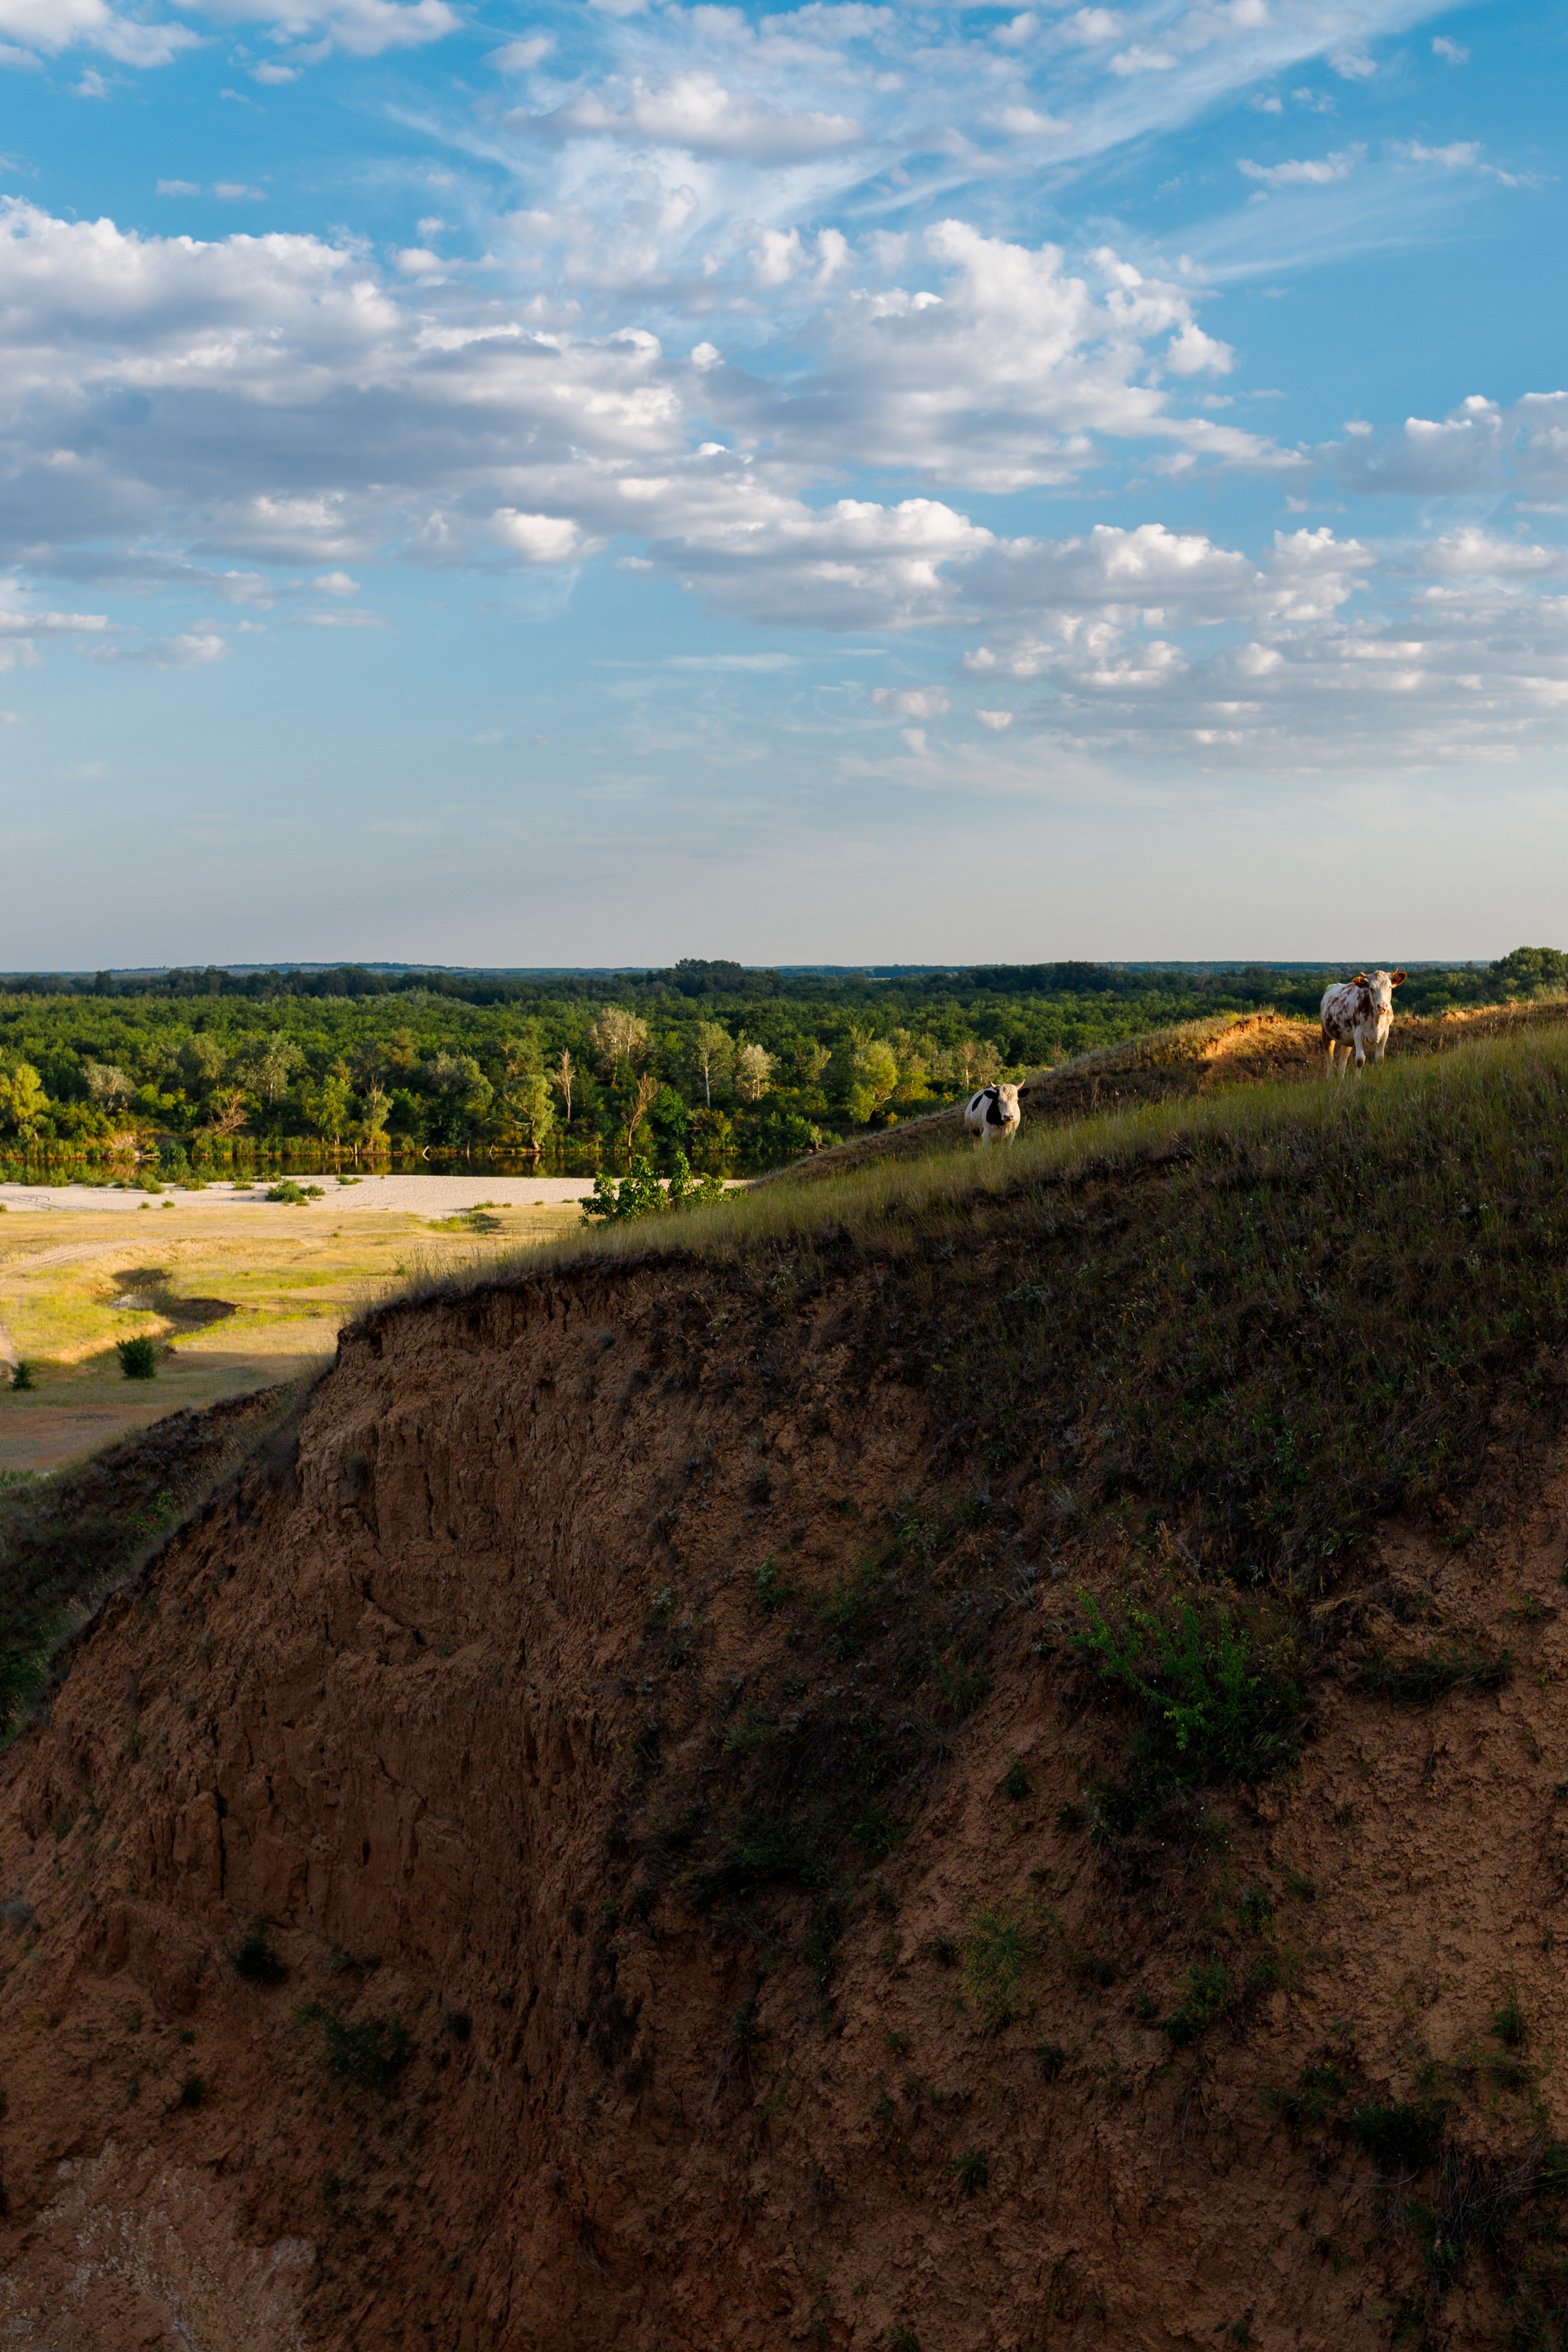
423 1008 1568 1590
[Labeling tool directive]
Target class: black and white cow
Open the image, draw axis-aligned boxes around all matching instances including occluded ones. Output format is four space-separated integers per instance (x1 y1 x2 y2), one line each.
963 1082 1021 1144
1320 969 1406 1076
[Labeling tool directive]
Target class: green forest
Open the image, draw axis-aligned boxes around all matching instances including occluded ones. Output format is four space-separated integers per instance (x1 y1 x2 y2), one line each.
0 949 1563 1174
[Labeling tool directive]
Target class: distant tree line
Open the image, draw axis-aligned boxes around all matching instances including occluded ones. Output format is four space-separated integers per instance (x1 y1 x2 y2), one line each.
0 950 1559 1165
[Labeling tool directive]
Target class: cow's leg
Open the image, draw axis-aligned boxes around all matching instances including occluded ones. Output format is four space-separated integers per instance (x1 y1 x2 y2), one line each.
1353 1030 1367 1075
1324 1037 1337 1079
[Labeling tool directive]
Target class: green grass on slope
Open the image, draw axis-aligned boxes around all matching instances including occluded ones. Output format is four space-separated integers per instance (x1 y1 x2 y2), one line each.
386 1026 1568 1591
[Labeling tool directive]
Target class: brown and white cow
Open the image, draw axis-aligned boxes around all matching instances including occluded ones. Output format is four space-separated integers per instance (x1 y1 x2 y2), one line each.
1320 969 1406 1076
964 1082 1021 1143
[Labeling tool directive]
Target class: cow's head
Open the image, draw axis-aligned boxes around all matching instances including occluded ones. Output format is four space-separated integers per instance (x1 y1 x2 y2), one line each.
1359 968 1406 1014
997 1083 1020 1109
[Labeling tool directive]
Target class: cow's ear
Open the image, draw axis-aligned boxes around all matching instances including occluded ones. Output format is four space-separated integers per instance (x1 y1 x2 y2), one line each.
1350 974 1367 986
1391 969 1406 987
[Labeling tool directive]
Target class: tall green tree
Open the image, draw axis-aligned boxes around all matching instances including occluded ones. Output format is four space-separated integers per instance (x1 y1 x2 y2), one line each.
688 1021 733 1107
0 1060 45 1137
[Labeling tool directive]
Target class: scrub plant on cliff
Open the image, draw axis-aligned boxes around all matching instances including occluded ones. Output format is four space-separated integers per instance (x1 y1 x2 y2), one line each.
962 1905 1038 2036
1067 1592 1306 1838
294 2003 413 2094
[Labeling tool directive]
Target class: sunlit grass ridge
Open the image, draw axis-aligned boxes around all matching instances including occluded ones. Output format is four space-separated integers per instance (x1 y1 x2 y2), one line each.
380 1023 1568 1279
368 1025 1568 1595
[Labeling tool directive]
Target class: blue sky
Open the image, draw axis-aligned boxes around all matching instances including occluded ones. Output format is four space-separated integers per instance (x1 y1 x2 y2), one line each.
0 0 1563 963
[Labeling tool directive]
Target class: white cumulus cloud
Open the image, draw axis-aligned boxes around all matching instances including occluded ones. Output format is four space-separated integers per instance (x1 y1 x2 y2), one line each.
0 0 199 64
869 684 952 719
1238 145 1364 188
518 74 864 162
189 0 458 57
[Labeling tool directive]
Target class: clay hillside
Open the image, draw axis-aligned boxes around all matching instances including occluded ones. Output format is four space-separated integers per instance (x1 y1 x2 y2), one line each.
9 1018 1568 2348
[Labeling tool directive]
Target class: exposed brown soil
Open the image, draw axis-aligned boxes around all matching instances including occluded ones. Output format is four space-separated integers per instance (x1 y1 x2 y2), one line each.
771 995 1568 1185
2 1247 1567 2347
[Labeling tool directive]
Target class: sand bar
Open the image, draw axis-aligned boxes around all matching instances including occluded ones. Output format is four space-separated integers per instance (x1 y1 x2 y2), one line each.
0 1172 741 1219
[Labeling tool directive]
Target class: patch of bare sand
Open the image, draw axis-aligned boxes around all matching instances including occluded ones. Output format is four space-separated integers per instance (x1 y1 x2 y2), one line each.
0 1174 737 1220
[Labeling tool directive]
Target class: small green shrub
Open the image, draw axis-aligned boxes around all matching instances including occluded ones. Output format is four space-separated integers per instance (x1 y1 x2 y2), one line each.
441 2009 472 2043
1347 2099 1446 2174
9 1361 34 1392
580 1152 726 1225
1001 1757 1031 1802
962 1906 1034 2034
1265 2058 1353 2136
116 1336 159 1380
177 2073 204 2109
1488 2050 1533 2093
232 1923 286 1984
265 1181 325 1204
1035 2041 1066 2080
948 2146 989 2197
851 1802 899 1857
888 2327 921 2352
1073 1595 1305 1822
1165 1955 1231 2046
295 2004 413 2092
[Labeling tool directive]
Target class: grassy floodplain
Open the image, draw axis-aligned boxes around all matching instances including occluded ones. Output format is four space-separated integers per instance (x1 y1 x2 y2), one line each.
0 1183 582 1472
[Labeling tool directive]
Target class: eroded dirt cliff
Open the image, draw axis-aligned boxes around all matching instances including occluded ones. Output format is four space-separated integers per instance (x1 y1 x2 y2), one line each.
2 1240 1567 2350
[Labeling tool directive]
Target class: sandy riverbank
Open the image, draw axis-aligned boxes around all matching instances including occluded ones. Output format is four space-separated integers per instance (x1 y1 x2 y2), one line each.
0 1172 743 1218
